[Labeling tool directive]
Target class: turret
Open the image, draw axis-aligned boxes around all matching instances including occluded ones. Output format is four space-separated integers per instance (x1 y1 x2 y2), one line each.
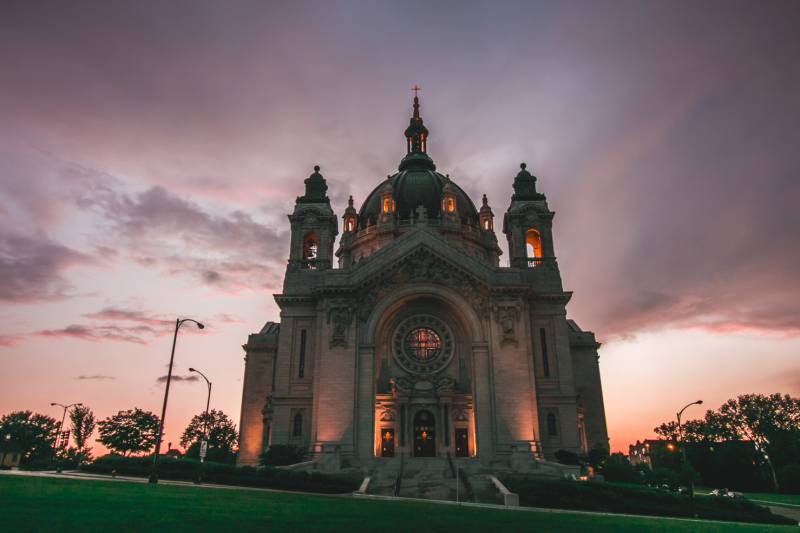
479 194 494 231
503 163 557 269
287 165 338 271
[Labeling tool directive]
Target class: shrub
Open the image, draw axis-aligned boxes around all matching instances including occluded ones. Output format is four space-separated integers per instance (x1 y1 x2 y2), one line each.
81 454 360 494
554 450 581 466
259 445 306 466
500 476 795 526
601 453 643 484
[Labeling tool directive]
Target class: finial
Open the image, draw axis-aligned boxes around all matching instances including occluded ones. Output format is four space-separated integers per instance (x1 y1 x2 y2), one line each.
520 162 526 170
348 195 354 207
482 194 488 206
314 165 321 172
411 84 421 97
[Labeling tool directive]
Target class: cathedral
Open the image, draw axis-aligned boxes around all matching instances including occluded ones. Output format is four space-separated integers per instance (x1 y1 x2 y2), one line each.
237 94 608 470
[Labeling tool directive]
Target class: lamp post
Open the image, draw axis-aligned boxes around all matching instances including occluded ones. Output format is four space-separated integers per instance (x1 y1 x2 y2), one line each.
188 367 212 462
676 399 703 499
148 318 204 484
50 402 81 470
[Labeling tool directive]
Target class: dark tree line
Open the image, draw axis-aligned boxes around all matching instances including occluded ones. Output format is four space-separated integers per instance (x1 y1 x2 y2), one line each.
653 393 800 493
1 405 238 466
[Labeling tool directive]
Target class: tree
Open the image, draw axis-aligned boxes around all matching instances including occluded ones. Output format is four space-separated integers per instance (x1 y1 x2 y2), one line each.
714 393 800 491
180 409 237 456
70 405 96 450
0 411 59 465
97 408 159 456
69 405 96 462
654 414 732 444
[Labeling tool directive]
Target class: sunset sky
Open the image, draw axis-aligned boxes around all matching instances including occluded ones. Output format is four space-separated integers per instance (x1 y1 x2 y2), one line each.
1 1 798 454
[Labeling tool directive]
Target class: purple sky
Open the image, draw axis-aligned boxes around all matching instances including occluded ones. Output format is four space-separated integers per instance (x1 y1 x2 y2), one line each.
1 1 798 453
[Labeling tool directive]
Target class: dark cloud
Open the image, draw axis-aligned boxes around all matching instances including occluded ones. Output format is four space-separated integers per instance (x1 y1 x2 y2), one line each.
156 374 199 384
75 374 116 381
36 324 151 344
79 184 288 291
83 307 174 329
0 231 93 302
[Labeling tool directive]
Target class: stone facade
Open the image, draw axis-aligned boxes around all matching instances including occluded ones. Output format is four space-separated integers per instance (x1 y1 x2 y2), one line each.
237 96 609 468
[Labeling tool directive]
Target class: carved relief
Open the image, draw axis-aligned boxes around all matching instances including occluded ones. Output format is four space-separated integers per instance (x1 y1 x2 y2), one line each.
492 300 521 345
326 301 353 347
356 248 488 321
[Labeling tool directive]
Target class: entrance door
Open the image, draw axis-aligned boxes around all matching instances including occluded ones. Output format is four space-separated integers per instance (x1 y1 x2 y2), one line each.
380 428 395 457
455 428 469 457
413 410 436 457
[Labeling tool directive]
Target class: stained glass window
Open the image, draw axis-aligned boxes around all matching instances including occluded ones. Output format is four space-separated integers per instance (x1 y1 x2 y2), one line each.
404 328 441 361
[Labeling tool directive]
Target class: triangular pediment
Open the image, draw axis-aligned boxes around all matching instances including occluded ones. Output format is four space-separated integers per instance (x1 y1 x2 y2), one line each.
348 227 494 290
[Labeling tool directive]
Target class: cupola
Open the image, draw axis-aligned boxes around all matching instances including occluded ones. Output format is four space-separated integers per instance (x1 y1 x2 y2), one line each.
479 194 494 231
343 196 358 233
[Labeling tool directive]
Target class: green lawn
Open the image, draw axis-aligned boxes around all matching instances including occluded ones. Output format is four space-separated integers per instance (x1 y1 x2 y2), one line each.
696 488 800 508
0 476 795 532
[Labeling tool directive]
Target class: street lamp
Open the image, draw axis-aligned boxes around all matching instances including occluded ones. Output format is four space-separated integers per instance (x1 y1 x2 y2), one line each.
676 399 703 499
2 434 10 467
188 367 212 463
50 402 82 470
148 318 204 484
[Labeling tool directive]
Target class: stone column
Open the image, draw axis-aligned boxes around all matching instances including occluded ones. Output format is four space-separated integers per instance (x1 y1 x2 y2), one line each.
471 343 495 460
355 344 375 458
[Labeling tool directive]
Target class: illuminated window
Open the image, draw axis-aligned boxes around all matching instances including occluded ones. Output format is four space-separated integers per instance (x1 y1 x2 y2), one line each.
293 413 303 437
302 232 318 261
547 413 558 436
525 229 542 259
446 197 455 212
403 328 441 361
346 218 355 232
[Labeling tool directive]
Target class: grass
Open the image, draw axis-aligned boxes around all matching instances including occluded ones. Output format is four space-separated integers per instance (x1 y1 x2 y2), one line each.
696 488 800 508
0 475 796 532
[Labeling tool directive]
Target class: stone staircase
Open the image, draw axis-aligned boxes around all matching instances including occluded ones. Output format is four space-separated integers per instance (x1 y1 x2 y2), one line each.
397 457 458 500
364 456 576 503
366 457 403 496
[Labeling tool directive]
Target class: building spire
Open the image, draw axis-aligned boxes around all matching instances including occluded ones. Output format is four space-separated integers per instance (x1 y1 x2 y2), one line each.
404 85 429 154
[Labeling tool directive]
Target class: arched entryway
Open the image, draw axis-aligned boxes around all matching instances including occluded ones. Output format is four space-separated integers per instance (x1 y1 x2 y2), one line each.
413 410 436 457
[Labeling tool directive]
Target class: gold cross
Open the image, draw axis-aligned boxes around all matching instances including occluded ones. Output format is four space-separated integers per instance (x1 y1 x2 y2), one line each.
411 84 421 97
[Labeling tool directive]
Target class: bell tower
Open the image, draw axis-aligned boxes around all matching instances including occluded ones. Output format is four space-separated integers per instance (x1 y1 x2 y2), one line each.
288 165 338 271
503 163 557 270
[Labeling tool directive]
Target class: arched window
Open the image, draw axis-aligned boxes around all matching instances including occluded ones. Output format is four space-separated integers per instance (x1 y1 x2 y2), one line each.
302 232 318 261
446 197 455 212
525 229 542 259
547 412 558 436
345 218 355 232
293 413 303 437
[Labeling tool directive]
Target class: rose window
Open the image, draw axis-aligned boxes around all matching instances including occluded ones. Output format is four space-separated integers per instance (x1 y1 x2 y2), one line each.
393 315 454 374
404 328 441 361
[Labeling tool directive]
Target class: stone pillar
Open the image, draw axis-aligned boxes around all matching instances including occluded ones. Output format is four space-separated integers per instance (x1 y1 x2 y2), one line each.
355 344 375 458
471 343 495 460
